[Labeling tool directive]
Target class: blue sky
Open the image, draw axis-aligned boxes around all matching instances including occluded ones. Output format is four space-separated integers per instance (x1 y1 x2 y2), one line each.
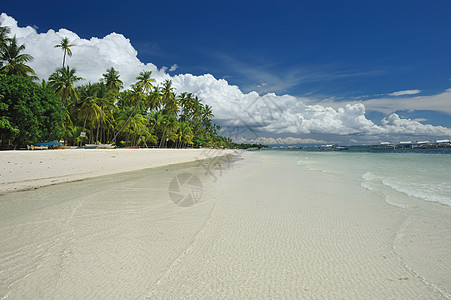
2 0 451 144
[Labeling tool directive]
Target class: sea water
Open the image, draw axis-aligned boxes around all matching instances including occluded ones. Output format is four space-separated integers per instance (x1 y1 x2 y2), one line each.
263 149 451 209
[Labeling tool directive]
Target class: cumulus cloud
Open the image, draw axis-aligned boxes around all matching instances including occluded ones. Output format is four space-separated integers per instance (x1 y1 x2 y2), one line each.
2 13 451 141
379 114 451 136
169 64 178 72
0 13 170 87
389 89 421 96
319 89 451 116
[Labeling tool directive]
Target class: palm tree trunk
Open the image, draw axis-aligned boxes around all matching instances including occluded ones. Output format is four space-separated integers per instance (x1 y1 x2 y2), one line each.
90 126 94 144
96 118 101 143
144 113 164 146
159 124 168 148
80 107 90 146
137 111 153 147
112 97 141 144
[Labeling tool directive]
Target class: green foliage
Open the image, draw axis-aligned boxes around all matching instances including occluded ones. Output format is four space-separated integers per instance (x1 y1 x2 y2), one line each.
0 74 64 147
0 36 37 80
48 66 82 106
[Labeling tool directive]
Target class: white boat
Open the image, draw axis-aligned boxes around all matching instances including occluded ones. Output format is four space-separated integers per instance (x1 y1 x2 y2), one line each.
320 144 348 151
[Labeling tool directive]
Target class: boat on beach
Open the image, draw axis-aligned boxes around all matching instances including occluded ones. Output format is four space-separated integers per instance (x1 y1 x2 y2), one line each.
78 145 98 149
28 141 69 150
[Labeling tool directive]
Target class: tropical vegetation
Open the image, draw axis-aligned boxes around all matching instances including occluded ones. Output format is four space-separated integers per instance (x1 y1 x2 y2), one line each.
0 21 236 149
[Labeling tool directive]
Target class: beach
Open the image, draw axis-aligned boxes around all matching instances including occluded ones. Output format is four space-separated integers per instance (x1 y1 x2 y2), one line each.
0 148 234 193
0 150 450 299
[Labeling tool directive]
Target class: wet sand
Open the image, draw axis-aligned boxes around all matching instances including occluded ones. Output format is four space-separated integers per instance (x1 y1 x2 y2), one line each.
0 148 233 193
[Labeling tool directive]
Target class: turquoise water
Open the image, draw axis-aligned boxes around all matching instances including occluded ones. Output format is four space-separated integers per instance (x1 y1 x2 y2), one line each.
263 150 451 208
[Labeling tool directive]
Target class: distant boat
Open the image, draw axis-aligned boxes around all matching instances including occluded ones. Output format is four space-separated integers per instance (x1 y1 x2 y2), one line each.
373 142 395 150
435 139 451 148
398 141 413 149
320 144 348 151
412 141 430 149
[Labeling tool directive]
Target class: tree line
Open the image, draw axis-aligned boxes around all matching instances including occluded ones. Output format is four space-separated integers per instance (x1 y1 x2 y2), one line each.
0 22 235 149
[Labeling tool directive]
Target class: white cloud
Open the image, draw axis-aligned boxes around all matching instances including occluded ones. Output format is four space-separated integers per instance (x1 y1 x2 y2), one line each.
379 114 451 136
0 13 170 87
318 89 451 115
389 89 421 96
2 13 451 140
169 64 178 72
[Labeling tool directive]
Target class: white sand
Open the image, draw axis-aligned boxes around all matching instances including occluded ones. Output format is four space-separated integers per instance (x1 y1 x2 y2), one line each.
0 151 450 299
0 148 234 193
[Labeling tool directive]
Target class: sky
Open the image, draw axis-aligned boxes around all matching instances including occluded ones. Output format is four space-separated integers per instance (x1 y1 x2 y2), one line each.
1 0 451 145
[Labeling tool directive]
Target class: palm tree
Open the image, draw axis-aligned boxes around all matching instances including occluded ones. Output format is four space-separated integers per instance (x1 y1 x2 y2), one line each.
141 110 166 147
161 79 177 114
177 121 194 148
137 85 162 146
77 84 102 145
135 71 155 95
162 115 179 148
54 37 74 68
202 104 214 121
94 82 117 143
115 106 146 146
48 66 83 106
112 70 154 144
0 36 37 79
0 21 10 50
102 67 123 95
159 80 178 147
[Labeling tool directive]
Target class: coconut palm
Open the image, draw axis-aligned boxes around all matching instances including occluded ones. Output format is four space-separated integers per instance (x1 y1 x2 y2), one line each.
179 92 197 122
115 106 146 146
202 104 214 121
137 86 162 146
112 70 154 144
95 83 117 143
0 21 10 50
54 37 74 68
161 79 178 114
135 71 155 95
141 110 166 147
177 121 194 148
77 84 102 144
0 36 37 79
48 66 83 106
159 80 179 147
102 67 123 95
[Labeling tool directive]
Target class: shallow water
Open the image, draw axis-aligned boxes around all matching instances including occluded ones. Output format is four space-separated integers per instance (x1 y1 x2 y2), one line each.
270 150 451 208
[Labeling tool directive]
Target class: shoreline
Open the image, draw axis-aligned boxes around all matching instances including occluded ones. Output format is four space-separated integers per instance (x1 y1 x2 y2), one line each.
0 148 236 194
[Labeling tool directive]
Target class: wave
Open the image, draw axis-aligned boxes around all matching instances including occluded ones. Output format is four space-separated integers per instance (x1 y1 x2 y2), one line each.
361 172 451 207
